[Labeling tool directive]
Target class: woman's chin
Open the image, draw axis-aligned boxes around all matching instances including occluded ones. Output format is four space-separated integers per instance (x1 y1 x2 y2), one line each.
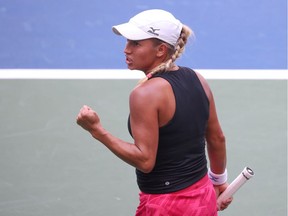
127 64 135 70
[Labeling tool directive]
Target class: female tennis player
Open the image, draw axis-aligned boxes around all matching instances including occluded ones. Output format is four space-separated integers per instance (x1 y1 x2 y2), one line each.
77 9 232 215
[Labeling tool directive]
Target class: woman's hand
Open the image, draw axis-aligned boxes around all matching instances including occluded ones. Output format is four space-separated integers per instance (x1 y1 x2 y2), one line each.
76 105 104 138
214 183 233 211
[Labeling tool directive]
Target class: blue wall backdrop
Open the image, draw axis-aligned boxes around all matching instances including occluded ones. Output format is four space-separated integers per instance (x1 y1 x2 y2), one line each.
0 0 287 69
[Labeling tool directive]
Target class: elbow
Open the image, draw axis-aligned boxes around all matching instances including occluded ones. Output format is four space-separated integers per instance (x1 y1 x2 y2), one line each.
217 133 226 145
138 161 155 174
140 168 153 174
206 132 226 149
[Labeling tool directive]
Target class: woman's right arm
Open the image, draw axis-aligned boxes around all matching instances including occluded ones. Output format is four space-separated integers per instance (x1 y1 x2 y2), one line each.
76 84 159 173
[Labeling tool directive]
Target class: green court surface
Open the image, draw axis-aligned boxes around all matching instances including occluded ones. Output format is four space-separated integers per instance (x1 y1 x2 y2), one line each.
0 78 287 216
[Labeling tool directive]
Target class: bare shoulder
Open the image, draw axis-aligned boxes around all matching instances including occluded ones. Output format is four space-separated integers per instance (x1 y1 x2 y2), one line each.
130 78 169 100
195 71 212 100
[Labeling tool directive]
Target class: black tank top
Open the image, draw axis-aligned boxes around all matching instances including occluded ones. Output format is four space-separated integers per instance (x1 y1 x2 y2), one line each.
128 67 209 194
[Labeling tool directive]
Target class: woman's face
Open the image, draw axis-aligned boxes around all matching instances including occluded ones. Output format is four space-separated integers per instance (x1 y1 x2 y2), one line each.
124 39 163 73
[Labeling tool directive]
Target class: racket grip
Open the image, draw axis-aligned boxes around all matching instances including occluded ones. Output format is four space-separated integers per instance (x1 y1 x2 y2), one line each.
217 167 254 203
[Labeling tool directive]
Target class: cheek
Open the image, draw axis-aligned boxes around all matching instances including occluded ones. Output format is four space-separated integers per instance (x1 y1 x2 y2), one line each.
135 49 156 66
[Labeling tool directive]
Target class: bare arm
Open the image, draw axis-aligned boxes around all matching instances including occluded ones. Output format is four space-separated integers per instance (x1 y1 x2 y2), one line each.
196 72 226 173
196 72 232 211
205 91 227 173
76 85 159 173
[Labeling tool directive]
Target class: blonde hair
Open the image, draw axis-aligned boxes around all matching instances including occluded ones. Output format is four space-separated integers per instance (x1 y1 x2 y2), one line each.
140 24 194 83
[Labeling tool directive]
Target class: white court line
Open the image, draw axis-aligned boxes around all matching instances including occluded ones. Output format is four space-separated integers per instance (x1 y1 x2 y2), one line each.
0 69 287 80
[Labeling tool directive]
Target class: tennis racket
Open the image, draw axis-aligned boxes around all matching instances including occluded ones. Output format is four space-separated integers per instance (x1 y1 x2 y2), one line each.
217 167 254 204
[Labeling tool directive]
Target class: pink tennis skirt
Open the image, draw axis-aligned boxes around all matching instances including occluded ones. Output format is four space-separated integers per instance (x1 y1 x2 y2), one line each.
135 174 217 216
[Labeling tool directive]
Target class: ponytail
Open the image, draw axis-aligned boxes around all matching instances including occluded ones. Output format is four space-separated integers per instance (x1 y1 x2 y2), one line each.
139 24 194 83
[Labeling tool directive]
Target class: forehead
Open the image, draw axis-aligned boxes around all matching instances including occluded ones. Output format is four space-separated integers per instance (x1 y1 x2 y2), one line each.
127 38 163 46
127 38 152 43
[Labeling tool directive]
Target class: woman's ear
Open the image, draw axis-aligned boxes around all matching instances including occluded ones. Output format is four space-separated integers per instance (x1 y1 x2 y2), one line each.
156 43 168 58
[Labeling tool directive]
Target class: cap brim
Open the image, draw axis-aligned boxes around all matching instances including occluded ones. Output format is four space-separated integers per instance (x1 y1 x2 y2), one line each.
112 23 152 41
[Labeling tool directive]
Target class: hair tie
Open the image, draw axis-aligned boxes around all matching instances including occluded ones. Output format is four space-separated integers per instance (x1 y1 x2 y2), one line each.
146 72 153 79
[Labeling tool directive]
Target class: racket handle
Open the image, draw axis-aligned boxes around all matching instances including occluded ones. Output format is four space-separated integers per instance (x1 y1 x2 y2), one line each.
217 167 254 204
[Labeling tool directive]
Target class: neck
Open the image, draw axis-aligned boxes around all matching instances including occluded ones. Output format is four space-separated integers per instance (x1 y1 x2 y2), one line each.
145 63 179 78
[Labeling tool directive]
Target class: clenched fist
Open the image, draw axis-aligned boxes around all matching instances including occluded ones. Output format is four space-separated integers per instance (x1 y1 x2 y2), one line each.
76 105 102 137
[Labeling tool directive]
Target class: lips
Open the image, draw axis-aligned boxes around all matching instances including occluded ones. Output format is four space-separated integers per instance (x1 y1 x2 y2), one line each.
126 56 132 65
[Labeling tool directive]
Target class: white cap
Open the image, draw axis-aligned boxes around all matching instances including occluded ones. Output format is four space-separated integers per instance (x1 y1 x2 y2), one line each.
112 9 183 48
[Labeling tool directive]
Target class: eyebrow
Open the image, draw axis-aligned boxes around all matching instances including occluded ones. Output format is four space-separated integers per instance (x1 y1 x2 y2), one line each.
127 39 141 42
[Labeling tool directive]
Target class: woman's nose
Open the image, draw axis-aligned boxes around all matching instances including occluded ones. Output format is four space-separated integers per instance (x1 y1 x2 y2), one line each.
124 41 133 54
124 44 130 54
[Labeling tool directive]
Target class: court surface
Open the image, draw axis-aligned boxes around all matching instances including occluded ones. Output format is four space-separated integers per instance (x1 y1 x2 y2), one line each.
0 72 286 216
